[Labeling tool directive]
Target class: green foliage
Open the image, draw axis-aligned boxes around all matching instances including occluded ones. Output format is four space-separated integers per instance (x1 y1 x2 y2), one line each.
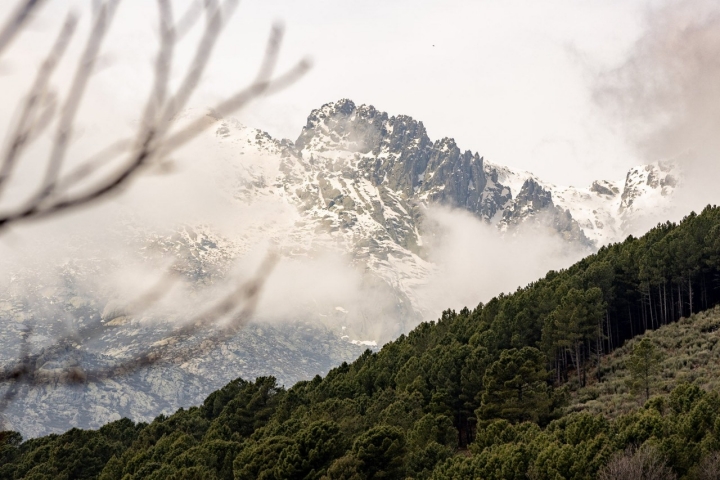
324 454 366 480
3 206 720 479
570 307 720 418
352 425 406 479
543 287 605 386
478 347 551 424
627 338 664 401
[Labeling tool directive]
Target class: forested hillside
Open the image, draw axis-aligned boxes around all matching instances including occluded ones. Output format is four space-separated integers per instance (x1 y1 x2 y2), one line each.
570 306 720 418
2 205 720 479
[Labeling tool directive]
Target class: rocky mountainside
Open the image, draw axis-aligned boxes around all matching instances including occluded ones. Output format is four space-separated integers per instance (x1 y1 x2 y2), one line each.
218 99 679 314
0 99 680 437
280 99 677 248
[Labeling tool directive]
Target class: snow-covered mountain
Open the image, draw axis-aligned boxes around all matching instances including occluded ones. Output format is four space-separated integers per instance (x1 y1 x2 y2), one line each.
0 99 680 437
211 98 679 263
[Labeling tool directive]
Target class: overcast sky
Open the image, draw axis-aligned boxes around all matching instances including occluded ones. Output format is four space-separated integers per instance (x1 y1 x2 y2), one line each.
0 0 686 186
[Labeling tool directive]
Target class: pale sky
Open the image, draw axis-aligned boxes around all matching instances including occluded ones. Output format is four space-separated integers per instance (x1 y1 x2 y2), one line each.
0 1 669 186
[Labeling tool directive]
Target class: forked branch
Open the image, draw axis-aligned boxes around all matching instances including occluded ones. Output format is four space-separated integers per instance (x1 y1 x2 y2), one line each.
0 0 309 429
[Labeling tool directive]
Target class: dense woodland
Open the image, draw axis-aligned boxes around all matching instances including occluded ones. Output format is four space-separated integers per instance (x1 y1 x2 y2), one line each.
2 205 720 479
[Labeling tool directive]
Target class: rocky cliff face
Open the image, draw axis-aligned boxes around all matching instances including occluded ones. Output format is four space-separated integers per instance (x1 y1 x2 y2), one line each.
0 99 681 438
296 100 514 227
291 99 495 253
283 99 676 247
500 179 592 245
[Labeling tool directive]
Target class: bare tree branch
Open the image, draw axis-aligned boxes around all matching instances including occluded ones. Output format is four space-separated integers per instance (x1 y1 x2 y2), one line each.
35 0 120 206
138 0 174 135
0 326 32 422
0 0 47 57
0 252 277 392
161 27 312 156
174 0 203 41
84 251 278 381
0 0 309 430
48 138 132 195
0 12 77 200
158 0 237 131
0 1 309 230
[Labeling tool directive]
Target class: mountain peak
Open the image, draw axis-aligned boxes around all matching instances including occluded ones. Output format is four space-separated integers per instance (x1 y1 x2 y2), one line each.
295 100 433 154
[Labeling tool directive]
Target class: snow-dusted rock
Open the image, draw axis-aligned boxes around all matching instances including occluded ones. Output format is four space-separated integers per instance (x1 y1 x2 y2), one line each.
0 99 681 437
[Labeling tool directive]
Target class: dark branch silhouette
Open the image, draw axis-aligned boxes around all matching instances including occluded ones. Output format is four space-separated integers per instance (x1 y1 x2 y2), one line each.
0 0 309 429
0 0 47 56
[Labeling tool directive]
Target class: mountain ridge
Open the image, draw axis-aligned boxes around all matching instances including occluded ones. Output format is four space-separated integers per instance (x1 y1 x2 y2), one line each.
250 98 678 248
0 99 684 438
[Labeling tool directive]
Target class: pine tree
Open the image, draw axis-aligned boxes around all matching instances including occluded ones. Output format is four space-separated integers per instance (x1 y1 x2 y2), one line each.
626 338 663 402
478 347 551 423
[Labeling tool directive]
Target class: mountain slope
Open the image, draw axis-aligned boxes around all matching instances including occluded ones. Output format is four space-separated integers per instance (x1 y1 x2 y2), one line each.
0 99 686 438
2 206 720 479
571 305 720 418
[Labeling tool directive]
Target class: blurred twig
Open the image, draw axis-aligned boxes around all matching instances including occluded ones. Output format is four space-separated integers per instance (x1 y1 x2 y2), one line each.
0 0 309 228
0 252 277 412
84 251 279 381
0 0 47 57
0 11 77 198
0 0 308 430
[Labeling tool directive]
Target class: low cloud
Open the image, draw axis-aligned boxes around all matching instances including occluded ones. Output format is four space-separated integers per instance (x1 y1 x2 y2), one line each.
594 0 720 222
415 206 589 317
